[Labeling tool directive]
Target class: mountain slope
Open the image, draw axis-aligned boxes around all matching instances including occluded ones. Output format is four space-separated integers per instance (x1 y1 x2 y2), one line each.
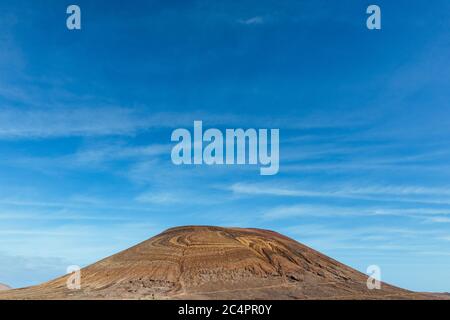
0 226 440 299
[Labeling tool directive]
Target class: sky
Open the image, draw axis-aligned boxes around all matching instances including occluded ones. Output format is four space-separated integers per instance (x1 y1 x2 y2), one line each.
0 0 449 292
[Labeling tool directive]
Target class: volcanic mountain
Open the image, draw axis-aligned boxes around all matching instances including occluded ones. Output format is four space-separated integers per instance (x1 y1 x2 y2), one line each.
0 226 441 299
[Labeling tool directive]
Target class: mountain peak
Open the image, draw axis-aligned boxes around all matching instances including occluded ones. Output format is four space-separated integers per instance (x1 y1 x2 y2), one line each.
0 226 441 299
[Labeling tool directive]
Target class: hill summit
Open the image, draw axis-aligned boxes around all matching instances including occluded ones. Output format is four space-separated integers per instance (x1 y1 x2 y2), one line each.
0 226 438 299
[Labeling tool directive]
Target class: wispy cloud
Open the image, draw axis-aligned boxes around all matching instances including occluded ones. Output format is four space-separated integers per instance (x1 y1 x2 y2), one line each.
71 143 170 165
238 16 265 25
135 192 183 205
0 104 372 140
229 182 319 197
0 107 231 139
0 196 161 214
0 107 141 138
282 223 450 255
134 185 226 206
0 209 137 222
284 224 429 239
262 205 356 219
229 182 450 205
261 204 450 220
263 205 415 220
425 217 450 224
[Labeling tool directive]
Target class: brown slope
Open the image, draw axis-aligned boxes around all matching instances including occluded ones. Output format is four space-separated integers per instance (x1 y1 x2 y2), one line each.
0 226 441 300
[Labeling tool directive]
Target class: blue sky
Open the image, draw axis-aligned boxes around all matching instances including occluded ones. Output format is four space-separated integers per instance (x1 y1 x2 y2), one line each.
0 0 450 292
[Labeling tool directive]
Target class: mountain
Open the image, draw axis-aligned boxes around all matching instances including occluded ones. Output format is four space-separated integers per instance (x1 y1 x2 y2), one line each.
0 226 443 299
0 283 11 291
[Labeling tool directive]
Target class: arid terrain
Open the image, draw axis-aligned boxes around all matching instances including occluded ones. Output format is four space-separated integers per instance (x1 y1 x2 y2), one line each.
0 226 446 300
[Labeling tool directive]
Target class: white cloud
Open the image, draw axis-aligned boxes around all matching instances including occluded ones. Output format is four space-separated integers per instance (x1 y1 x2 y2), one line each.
229 182 321 197
0 196 161 215
0 104 373 140
281 224 449 255
263 205 359 220
261 204 450 220
426 217 450 223
228 182 450 205
135 192 182 205
0 107 232 139
238 16 264 25
134 186 224 206
72 143 170 165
